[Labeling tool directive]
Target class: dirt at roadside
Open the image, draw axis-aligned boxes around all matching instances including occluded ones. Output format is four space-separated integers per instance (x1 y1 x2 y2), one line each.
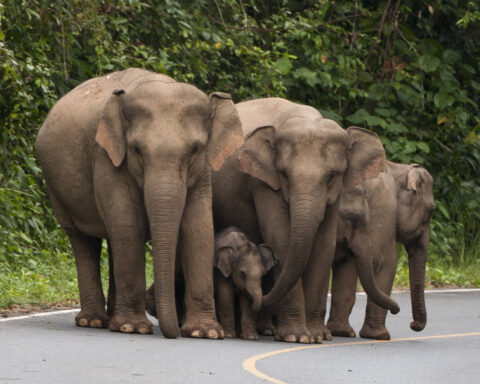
0 300 80 318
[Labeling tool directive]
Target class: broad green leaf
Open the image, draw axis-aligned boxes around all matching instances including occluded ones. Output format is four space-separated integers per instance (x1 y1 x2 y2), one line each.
293 67 320 87
365 115 386 128
434 91 455 109
416 142 430 153
274 56 293 75
418 54 441 72
346 108 369 125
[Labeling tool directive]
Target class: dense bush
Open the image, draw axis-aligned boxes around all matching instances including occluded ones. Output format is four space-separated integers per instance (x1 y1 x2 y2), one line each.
1 0 479 306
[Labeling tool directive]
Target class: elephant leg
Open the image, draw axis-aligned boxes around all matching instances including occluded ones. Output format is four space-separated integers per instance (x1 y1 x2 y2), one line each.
107 225 153 334
179 173 223 339
256 307 275 336
95 174 152 335
303 203 340 343
47 186 108 328
327 257 357 337
239 294 259 340
106 241 116 318
67 230 108 328
360 248 397 340
252 182 312 344
215 273 236 338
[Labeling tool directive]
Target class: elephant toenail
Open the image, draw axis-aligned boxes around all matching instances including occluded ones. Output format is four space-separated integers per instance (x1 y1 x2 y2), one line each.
219 330 225 338
78 318 88 327
284 335 296 342
207 330 219 339
274 334 281 341
120 324 134 333
299 335 310 344
263 329 273 336
139 326 151 334
89 319 102 328
191 330 201 337
316 336 323 343
325 333 332 341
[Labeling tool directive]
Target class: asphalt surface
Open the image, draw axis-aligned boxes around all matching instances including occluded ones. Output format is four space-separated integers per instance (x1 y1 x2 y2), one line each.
1 290 479 384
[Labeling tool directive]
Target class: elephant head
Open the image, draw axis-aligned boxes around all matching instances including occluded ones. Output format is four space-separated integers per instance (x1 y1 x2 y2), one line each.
238 120 389 308
95 80 243 338
338 177 400 314
389 162 435 331
215 229 277 313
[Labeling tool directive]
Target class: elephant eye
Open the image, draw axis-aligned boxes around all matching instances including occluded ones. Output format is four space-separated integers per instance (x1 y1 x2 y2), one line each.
327 171 337 185
191 142 203 155
133 145 141 155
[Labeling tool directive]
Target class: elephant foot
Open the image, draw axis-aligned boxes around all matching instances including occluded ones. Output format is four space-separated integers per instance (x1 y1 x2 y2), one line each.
109 313 153 335
181 318 225 340
241 331 259 341
274 324 314 344
75 309 109 329
256 319 275 336
224 330 237 338
307 323 332 343
359 323 390 340
327 320 356 338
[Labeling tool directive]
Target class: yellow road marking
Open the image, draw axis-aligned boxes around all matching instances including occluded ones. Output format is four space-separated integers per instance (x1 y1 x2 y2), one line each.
242 332 480 384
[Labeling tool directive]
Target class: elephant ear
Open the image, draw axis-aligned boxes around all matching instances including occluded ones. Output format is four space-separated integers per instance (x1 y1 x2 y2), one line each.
406 164 423 192
258 244 278 274
207 92 245 171
214 246 235 278
237 125 280 190
95 89 126 167
344 127 386 190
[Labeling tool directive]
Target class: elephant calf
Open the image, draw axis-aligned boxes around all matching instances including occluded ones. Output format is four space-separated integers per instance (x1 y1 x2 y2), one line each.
145 227 278 340
214 227 278 340
327 161 435 340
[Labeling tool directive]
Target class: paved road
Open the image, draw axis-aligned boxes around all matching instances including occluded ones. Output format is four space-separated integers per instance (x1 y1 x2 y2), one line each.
1 290 479 383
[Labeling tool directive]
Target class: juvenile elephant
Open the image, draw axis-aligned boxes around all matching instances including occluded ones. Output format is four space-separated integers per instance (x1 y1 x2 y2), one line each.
36 68 243 339
327 162 434 340
145 227 277 340
212 98 399 343
214 227 277 340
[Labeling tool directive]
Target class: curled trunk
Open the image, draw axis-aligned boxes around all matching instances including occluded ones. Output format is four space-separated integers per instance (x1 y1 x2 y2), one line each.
353 233 400 314
144 175 187 339
407 231 428 331
262 191 325 307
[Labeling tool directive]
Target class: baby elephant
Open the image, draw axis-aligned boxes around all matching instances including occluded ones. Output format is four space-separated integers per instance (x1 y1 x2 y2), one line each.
215 227 278 340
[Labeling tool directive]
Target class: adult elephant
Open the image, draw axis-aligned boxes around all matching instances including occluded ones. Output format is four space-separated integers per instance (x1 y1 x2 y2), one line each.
36 68 243 339
327 162 434 340
212 98 399 343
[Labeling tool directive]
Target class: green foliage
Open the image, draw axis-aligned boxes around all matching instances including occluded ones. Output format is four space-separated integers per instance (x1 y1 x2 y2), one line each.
1 0 479 307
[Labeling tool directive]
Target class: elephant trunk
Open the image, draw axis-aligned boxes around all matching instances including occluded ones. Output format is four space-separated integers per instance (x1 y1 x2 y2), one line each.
246 278 262 314
353 230 400 314
144 173 187 339
407 231 428 331
262 190 325 307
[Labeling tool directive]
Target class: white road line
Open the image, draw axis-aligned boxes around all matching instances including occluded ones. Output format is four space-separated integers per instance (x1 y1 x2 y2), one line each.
0 308 80 322
1 288 479 323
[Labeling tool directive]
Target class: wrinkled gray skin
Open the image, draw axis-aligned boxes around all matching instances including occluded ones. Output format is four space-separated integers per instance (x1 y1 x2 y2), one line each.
327 162 434 340
35 68 244 339
214 227 278 340
212 98 399 344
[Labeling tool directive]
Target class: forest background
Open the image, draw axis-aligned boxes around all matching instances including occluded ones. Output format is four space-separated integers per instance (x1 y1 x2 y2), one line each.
1 0 479 308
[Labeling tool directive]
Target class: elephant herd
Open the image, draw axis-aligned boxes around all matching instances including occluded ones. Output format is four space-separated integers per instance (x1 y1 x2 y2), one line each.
35 68 435 344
